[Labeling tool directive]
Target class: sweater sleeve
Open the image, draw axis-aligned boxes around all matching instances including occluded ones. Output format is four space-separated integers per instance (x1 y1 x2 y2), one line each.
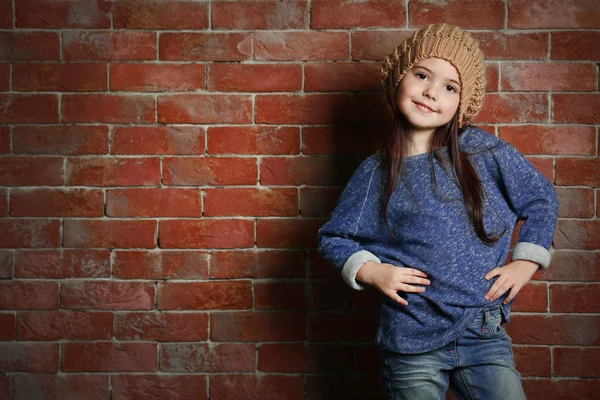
317 155 383 290
490 142 559 269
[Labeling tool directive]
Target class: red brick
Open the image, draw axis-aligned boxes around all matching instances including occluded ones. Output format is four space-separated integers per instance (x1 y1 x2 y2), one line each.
16 249 110 279
114 0 208 29
0 94 58 123
0 156 63 185
261 156 358 186
13 62 107 92
550 284 600 313
158 94 251 124
158 281 252 310
257 218 322 249
210 250 305 279
410 0 504 29
255 281 351 311
210 311 306 341
556 187 595 218
474 32 548 60
553 94 600 124
159 32 252 61
11 188 104 217
210 375 304 400
510 282 548 312
163 157 257 185
0 343 59 372
0 31 60 60
554 220 600 250
308 249 340 280
111 63 206 92
16 0 111 28
63 219 157 249
207 126 300 155
212 0 308 29
552 31 600 60
302 125 382 155
0 0 11 28
474 94 547 124
162 343 254 372
307 375 386 400
0 281 58 309
0 125 9 153
486 63 499 91
554 347 600 377
523 379 600 399
309 312 379 342
510 0 600 28
61 281 155 310
14 374 109 400
300 187 343 217
0 219 61 248
501 62 596 92
534 250 600 281
513 346 551 377
260 343 355 373
0 313 15 340
62 94 155 123
13 125 109 155
351 288 381 311
0 188 7 216
112 375 206 400
107 188 201 217
209 63 301 92
66 157 160 186
499 125 595 156
255 31 349 61
18 311 113 340
115 312 208 341
63 342 157 372
507 314 600 345
114 250 208 280
112 126 204 155
528 157 553 182
256 94 351 124
556 157 600 186
305 62 380 92
204 187 297 217
62 31 156 61
160 219 254 249
351 30 413 61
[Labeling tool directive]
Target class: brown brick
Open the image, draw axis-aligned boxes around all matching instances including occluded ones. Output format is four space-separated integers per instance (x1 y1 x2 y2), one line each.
111 63 206 92
0 94 58 123
0 125 9 153
207 126 300 155
162 343 254 372
513 346 551 377
0 31 60 60
352 92 391 123
159 32 252 61
474 94 547 124
256 94 351 124
554 220 600 250
210 250 305 279
62 31 156 61
210 375 304 400
474 32 548 60
302 125 382 156
300 187 343 218
507 314 600 345
66 157 160 186
0 156 63 185
212 0 308 30
523 378 600 399
114 0 208 29
553 94 600 124
259 343 353 373
159 219 254 249
62 94 155 124
163 157 257 186
0 0 11 28
209 63 302 92
307 375 386 400
13 125 109 155
114 250 208 280
309 312 379 342
260 156 359 186
61 281 155 310
112 126 205 155
550 284 600 313
255 281 351 311
535 250 600 282
204 187 298 217
112 375 206 400
511 282 547 312
106 188 201 217
499 125 595 155
210 311 306 341
158 281 252 310
0 313 15 341
255 31 349 61
0 281 58 309
556 187 595 218
410 0 504 29
305 62 380 92
63 342 157 372
510 0 600 28
552 31 600 60
554 347 600 377
14 375 109 400
556 157 600 186
158 94 252 124
13 62 107 92
0 343 59 372
16 0 112 28
63 219 157 249
256 218 322 249
0 219 61 248
11 188 104 217
351 30 413 61
501 62 596 92
115 312 208 341
18 311 113 340
15 249 111 279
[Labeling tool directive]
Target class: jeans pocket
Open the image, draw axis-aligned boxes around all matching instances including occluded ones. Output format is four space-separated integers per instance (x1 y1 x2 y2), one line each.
477 307 506 338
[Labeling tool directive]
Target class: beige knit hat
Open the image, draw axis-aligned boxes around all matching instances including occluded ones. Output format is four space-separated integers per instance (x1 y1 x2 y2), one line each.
380 23 485 127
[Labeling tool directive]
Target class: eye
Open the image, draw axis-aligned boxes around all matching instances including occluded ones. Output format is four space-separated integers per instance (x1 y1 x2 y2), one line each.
416 72 428 80
445 85 458 93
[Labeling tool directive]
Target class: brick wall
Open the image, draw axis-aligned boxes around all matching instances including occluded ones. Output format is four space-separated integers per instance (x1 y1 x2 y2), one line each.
0 0 599 399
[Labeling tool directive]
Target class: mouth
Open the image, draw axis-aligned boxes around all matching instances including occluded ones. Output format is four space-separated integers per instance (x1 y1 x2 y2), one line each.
413 101 435 113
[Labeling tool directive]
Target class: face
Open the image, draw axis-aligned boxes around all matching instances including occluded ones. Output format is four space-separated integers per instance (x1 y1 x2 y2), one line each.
396 57 461 137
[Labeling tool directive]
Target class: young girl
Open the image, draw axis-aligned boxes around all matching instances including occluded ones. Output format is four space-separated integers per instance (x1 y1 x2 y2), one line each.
317 23 559 400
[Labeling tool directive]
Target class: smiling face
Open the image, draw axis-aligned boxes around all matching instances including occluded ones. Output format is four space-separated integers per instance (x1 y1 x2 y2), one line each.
396 57 461 138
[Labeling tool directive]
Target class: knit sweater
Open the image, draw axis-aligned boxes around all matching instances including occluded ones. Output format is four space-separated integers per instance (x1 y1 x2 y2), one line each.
317 126 559 354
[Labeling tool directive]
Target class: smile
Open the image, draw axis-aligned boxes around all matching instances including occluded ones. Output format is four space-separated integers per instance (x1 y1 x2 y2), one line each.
413 101 435 113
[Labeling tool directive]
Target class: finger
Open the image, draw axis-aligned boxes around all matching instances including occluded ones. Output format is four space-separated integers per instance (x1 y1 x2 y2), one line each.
402 268 429 278
488 281 512 301
504 285 521 304
485 268 502 280
398 275 431 286
485 278 507 300
387 290 408 306
399 283 427 293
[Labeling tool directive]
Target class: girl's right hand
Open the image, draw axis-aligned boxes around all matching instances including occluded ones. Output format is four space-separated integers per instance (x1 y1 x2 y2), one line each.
356 261 430 306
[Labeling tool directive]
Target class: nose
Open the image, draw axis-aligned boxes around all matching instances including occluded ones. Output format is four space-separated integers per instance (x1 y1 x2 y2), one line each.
423 84 437 100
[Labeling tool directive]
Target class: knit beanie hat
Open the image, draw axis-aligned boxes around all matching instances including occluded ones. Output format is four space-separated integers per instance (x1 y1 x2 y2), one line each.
380 23 485 127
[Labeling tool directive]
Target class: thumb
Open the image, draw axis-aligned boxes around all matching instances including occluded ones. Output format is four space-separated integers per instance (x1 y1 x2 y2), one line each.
485 268 502 280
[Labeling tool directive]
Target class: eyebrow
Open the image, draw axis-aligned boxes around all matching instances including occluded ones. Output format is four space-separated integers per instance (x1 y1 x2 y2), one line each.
414 66 461 88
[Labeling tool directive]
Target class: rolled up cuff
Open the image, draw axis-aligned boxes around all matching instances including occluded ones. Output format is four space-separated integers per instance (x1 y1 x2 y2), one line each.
511 242 552 269
341 250 381 290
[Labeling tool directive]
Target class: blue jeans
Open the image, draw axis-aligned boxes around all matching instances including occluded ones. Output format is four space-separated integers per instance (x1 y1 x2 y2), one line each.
380 306 526 400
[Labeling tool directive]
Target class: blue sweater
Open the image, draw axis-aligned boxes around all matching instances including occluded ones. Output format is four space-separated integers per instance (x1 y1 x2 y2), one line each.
317 126 559 354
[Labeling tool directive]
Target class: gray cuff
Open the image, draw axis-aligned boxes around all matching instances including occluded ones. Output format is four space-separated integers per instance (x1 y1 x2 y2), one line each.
341 250 381 290
511 242 552 269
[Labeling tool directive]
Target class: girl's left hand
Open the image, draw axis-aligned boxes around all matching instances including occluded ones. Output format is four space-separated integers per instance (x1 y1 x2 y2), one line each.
484 260 539 304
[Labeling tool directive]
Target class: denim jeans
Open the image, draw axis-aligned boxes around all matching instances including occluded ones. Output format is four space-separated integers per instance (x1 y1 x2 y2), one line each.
380 306 526 400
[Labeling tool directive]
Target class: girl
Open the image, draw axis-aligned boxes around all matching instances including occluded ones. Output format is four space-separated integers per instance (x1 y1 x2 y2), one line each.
317 23 559 400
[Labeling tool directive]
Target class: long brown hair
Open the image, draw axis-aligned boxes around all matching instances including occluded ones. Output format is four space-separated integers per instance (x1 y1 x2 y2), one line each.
379 110 506 245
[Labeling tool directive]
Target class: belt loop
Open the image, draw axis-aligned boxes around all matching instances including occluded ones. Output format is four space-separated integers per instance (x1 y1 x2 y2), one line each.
482 308 490 333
